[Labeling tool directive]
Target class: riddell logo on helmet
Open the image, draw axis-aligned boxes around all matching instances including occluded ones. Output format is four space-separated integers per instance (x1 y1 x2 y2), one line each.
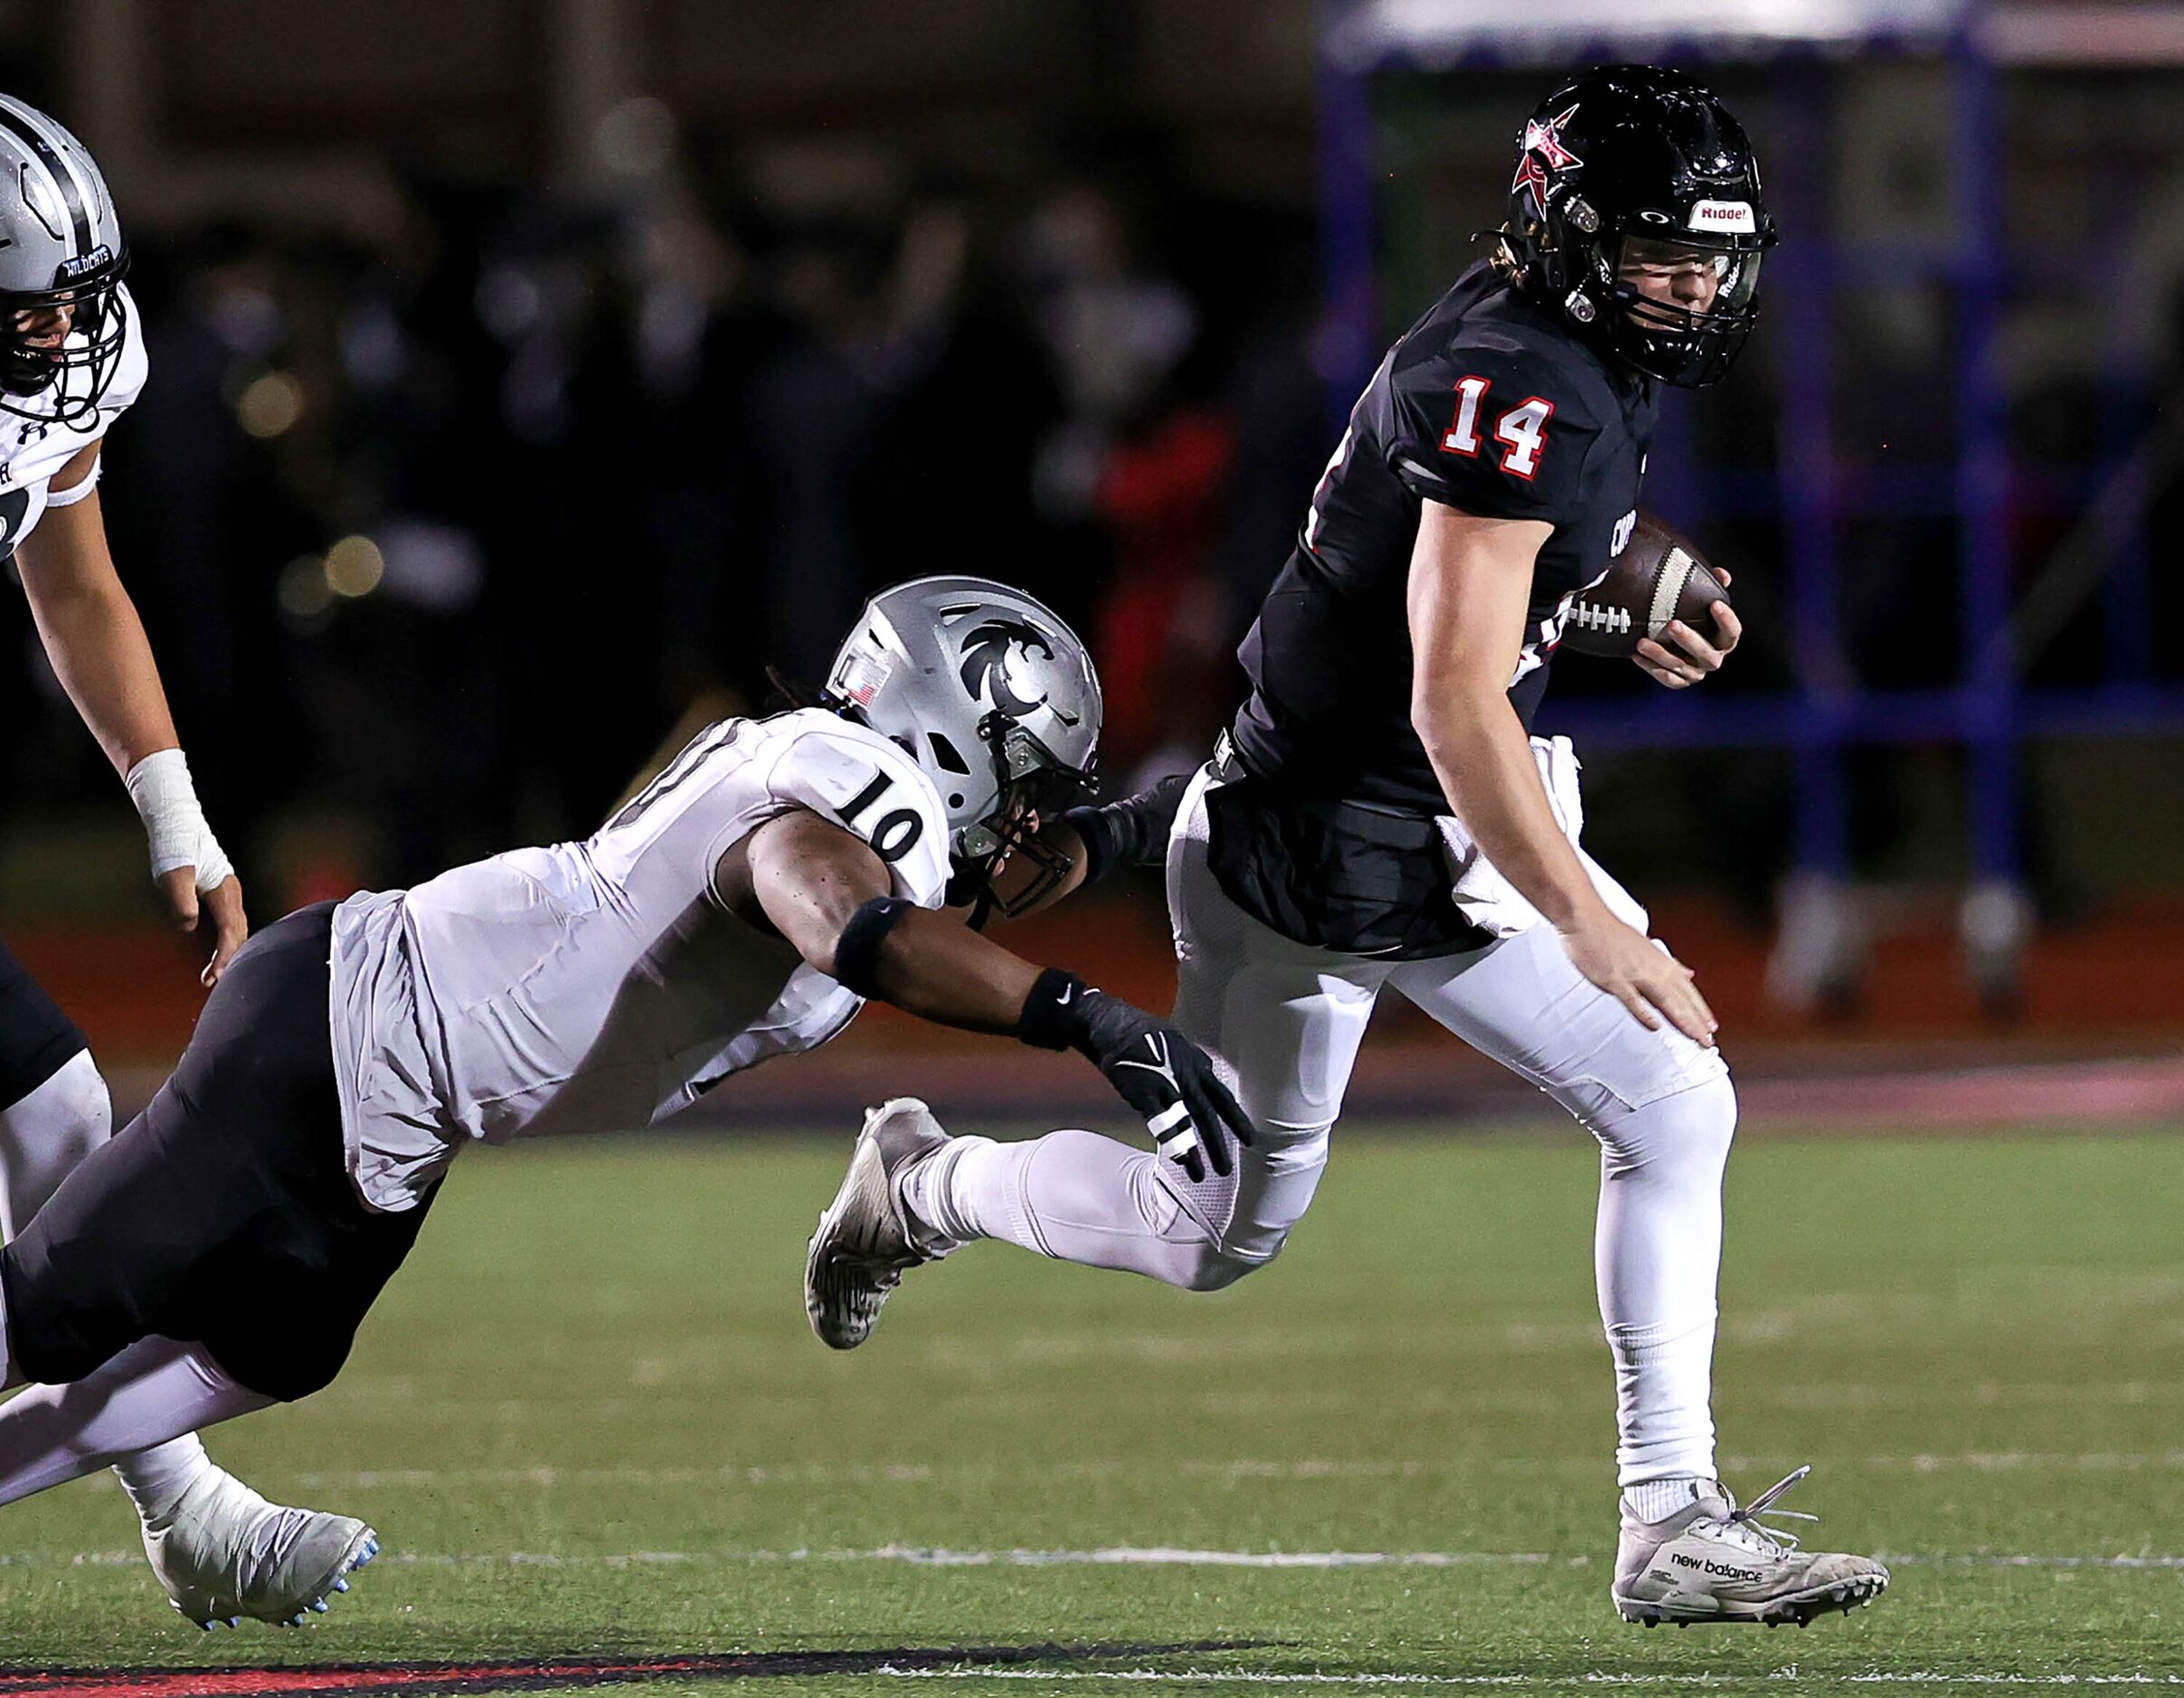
1687 201 1756 232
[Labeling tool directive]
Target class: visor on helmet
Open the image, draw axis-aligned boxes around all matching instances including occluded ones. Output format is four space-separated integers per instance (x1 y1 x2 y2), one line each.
1604 232 1763 389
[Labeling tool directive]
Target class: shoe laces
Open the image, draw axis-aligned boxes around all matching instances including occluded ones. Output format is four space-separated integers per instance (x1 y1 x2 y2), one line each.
1706 1465 1820 1557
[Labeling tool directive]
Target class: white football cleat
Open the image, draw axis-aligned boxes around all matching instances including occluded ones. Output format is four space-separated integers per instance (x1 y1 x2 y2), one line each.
1612 1467 1888 1627
805 1097 949 1350
140 1466 380 1629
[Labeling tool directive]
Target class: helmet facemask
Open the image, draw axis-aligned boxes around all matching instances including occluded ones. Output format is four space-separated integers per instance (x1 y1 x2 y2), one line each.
947 715 1097 917
0 251 131 426
1597 230 1764 390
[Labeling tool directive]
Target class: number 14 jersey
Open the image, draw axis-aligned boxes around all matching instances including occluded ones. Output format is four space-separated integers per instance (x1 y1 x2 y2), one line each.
328 710 950 1212
1232 260 1658 815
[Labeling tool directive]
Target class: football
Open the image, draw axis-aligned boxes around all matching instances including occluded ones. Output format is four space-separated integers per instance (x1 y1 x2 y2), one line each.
1558 513 1732 658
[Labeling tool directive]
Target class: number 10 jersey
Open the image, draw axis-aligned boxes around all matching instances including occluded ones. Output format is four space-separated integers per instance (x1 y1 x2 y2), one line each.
327 709 951 1212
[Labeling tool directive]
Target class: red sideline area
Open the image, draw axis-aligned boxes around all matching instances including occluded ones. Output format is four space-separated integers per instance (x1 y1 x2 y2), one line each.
15 895 2183 1134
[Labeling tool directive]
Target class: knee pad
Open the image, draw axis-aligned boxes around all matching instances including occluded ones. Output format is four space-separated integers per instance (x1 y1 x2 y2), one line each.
1595 1071 1737 1182
0 1050 113 1237
1152 1119 1328 1280
1174 1234 1285 1294
0 1048 110 1153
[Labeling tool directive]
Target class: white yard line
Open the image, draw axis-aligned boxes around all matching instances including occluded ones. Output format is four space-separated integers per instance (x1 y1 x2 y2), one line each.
35 1545 2184 1572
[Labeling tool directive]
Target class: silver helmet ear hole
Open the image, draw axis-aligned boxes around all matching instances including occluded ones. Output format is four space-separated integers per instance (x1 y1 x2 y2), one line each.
925 732 971 775
1568 197 1601 234
1565 291 1598 325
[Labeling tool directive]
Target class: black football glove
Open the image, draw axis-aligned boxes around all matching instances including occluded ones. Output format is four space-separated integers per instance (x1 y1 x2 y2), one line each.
1063 772 1192 887
1016 968 1255 1183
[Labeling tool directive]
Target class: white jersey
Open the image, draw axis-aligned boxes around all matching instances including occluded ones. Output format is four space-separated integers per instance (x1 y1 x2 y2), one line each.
0 283 147 557
327 710 952 1212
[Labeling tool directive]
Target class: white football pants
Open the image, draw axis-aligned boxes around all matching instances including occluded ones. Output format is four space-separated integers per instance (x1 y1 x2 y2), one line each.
912 763 1735 1486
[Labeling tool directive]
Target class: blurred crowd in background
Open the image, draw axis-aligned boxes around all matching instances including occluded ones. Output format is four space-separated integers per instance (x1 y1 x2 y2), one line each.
0 110 1345 894
2 111 1340 895
1 2 2180 1015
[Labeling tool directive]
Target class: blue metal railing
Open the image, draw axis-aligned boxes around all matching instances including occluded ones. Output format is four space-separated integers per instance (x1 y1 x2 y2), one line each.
1314 4 2180 892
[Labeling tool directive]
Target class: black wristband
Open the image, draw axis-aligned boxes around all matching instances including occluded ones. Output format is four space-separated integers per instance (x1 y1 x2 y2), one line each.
831 895 914 998
1064 772 1189 890
1061 806 1120 888
1016 967 1091 1052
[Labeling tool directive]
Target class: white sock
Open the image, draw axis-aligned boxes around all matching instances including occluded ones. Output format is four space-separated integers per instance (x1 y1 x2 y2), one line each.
903 1135 1022 1250
1594 1074 1737 1487
903 1128 1218 1288
0 1048 109 1238
114 1435 213 1523
0 1337 270 1511
1623 1475 1707 1525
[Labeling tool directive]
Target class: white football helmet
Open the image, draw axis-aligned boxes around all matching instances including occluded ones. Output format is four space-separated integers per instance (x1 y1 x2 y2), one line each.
0 94 128 424
826 576 1101 910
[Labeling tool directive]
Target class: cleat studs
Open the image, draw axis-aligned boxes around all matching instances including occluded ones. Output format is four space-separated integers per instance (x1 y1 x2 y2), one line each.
335 1579 349 1592
312 1600 328 1613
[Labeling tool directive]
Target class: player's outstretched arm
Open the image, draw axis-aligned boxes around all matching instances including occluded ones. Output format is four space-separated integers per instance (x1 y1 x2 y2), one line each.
986 772 1194 919
1406 501 1716 1046
14 445 247 986
721 808 1256 1179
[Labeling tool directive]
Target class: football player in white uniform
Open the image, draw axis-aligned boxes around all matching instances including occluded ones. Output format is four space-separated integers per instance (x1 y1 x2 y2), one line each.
0 578 1254 1623
0 95 363 1629
806 70 1886 1629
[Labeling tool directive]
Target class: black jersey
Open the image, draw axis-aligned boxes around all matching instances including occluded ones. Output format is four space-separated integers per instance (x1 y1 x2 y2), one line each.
1209 263 1657 958
1232 261 1658 814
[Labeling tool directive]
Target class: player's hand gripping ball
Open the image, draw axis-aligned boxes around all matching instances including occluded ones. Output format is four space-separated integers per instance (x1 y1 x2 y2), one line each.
1559 514 1733 663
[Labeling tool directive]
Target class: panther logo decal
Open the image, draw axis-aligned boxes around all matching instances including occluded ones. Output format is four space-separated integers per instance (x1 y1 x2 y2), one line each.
959 617 1078 724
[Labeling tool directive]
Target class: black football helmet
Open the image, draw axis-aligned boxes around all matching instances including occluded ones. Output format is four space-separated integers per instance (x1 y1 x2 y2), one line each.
1499 65 1776 389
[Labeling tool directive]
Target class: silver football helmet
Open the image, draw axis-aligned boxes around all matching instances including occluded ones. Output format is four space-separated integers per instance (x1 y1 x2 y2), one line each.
0 94 129 424
827 576 1101 911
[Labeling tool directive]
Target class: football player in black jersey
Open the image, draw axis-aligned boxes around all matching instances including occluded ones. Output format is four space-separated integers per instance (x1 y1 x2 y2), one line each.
810 66 1888 1627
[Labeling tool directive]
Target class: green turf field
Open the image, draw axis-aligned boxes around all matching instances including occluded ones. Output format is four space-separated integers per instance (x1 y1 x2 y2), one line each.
1 1127 2179 1693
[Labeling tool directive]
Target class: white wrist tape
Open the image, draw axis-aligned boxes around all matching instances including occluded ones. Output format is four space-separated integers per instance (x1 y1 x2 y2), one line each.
124 749 234 892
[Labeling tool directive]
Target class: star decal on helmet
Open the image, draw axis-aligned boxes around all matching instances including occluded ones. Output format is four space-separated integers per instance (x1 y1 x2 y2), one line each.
1513 103 1583 217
